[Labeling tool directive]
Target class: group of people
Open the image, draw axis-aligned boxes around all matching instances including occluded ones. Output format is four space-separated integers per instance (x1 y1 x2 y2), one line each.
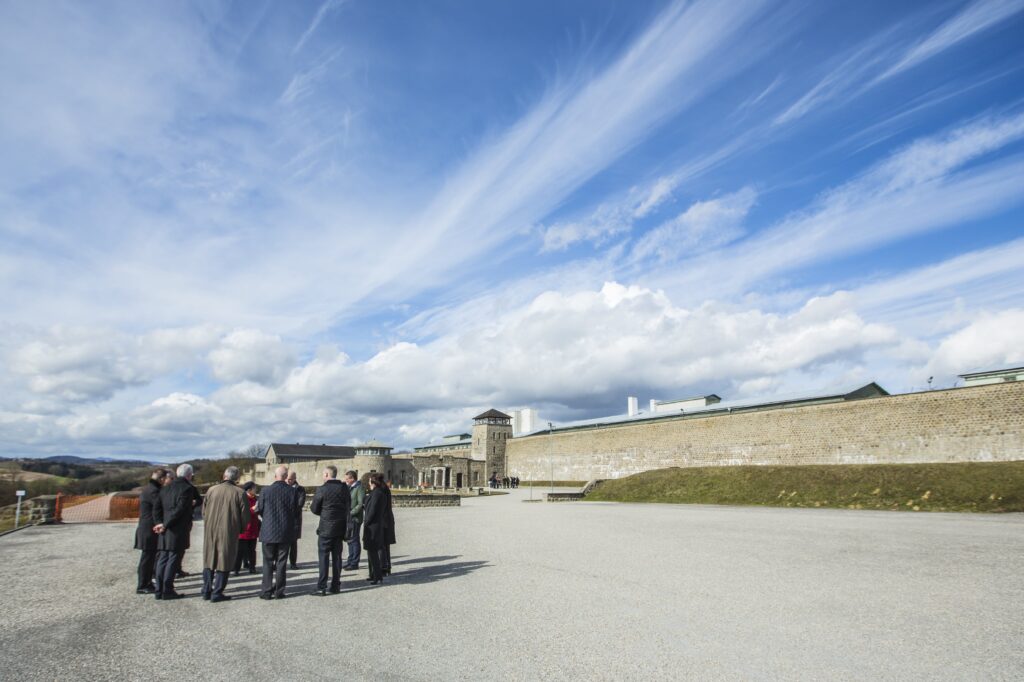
488 474 520 489
134 462 396 601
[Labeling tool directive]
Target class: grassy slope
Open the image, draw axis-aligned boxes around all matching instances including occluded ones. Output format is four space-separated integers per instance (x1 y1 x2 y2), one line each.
586 462 1024 513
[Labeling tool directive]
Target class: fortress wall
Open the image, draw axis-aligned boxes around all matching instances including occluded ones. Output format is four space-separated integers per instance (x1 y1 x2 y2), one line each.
506 381 1024 481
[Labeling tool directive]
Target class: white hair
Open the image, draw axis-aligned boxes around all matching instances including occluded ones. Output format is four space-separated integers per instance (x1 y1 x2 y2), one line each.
274 465 289 480
176 463 193 478
224 466 240 482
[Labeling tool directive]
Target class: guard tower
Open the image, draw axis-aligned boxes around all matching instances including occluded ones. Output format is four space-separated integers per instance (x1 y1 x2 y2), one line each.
471 408 512 479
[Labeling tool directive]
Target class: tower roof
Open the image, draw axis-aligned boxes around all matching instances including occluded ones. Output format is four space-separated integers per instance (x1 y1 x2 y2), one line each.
473 408 511 420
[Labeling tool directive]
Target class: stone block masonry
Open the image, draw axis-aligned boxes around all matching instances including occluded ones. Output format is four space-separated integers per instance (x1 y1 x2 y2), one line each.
506 381 1024 481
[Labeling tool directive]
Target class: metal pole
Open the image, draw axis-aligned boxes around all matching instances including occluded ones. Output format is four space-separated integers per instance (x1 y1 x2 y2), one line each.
548 422 554 494
15 490 25 529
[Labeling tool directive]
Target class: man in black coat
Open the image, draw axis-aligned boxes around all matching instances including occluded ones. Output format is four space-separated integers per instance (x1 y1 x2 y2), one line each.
152 464 196 600
133 468 166 594
309 465 351 596
286 470 306 569
255 465 301 599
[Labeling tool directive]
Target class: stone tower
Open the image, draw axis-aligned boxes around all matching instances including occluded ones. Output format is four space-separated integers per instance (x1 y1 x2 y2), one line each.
471 408 512 479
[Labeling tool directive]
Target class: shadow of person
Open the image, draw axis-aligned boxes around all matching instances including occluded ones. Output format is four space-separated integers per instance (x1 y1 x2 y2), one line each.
386 559 489 585
390 555 460 566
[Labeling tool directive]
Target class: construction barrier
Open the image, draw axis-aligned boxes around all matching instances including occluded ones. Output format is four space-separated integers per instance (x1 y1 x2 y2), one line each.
56 492 140 523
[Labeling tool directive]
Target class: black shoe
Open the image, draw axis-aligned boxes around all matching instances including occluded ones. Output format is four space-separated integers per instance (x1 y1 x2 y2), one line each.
201 592 211 601
311 589 327 597
274 593 286 600
210 595 232 603
154 593 163 600
329 586 341 594
342 565 357 571
259 594 273 600
383 570 391 576
162 592 184 600
175 571 190 579
289 563 297 570
136 586 156 594
233 571 240 576
249 568 257 574
369 579 381 585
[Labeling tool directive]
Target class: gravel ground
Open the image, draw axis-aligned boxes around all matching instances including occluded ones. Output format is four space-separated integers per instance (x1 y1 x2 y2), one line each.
1 489 1022 681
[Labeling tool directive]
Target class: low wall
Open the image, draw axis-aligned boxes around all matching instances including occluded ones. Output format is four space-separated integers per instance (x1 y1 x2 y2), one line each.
392 494 461 508
507 382 1024 481
543 492 585 502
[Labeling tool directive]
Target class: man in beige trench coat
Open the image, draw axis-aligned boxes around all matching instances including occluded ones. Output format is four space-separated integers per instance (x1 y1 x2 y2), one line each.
201 466 251 602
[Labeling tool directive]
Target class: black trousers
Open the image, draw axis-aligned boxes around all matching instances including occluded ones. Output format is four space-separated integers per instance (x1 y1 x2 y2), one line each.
289 540 299 567
261 542 291 597
235 539 257 572
382 545 392 573
202 569 229 598
367 546 385 581
317 535 344 590
155 549 182 596
137 548 156 589
344 519 362 568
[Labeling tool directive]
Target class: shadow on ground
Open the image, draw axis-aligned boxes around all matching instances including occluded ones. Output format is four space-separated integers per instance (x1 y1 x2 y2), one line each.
168 554 489 600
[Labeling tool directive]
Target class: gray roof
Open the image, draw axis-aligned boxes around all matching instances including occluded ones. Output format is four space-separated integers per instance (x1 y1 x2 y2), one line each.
958 364 1024 379
518 382 888 436
414 439 472 452
269 443 357 459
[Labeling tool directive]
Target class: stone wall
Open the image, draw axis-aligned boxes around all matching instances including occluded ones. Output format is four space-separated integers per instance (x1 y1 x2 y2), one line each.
507 382 1024 481
392 494 461 507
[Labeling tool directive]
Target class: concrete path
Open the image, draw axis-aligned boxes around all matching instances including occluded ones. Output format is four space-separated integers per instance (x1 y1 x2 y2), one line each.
0 489 1022 680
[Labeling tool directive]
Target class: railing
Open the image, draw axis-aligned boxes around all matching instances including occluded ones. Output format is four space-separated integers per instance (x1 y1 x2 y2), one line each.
55 492 140 523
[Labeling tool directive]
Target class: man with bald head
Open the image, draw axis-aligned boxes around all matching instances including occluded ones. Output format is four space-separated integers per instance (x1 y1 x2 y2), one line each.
255 465 302 599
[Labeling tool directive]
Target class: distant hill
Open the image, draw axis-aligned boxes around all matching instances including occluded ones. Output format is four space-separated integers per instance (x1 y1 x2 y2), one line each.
40 455 153 467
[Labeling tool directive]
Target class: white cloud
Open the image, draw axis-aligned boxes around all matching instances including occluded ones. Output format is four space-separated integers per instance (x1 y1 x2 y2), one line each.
879 0 1024 82
208 329 294 386
927 309 1024 377
631 187 756 263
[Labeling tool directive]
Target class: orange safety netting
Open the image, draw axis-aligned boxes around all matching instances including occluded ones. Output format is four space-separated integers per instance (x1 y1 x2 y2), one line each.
56 493 140 523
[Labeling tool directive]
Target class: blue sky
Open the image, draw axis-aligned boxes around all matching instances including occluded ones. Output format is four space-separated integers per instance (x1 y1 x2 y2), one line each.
1 0 1023 461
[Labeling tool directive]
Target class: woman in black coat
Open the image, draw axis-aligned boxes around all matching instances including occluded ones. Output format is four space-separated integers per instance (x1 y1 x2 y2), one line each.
362 474 393 584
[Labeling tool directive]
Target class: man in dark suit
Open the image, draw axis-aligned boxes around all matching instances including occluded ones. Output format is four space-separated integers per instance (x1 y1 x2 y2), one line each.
152 464 196 600
133 467 166 594
286 471 306 569
309 465 351 596
255 465 301 599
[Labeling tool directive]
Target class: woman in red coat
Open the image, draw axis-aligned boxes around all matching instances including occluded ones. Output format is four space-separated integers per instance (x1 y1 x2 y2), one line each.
234 482 260 575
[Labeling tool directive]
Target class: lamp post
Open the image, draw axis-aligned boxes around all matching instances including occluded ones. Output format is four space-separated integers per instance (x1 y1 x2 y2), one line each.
548 421 554 494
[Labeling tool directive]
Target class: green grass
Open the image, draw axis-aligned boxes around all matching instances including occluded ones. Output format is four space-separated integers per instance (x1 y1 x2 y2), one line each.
586 462 1024 513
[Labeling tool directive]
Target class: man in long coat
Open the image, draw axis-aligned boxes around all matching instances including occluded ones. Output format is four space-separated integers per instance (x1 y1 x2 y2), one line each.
201 466 251 603
133 467 166 594
255 465 301 599
309 465 350 595
152 464 196 600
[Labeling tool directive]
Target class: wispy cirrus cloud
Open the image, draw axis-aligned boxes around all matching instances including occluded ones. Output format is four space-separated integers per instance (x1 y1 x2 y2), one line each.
292 0 347 54
877 0 1024 82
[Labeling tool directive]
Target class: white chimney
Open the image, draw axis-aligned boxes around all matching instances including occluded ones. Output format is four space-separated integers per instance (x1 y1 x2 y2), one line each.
649 399 658 413
627 396 638 416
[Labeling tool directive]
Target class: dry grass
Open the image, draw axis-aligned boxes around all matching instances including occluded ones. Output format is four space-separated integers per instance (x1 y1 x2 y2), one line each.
587 461 1024 512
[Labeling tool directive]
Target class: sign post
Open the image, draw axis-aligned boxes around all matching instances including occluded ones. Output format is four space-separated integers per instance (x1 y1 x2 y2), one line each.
15 490 26 530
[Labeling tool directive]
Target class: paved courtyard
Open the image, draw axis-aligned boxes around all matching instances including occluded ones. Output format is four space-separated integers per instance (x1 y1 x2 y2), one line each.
1 488 1022 680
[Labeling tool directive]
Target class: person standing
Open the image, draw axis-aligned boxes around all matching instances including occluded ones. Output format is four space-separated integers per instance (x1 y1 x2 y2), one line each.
381 478 396 577
200 466 251 603
235 482 260 575
152 464 196 600
342 470 364 571
362 473 393 585
286 471 306 569
175 472 203 579
309 465 351 596
255 465 300 600
133 467 166 594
